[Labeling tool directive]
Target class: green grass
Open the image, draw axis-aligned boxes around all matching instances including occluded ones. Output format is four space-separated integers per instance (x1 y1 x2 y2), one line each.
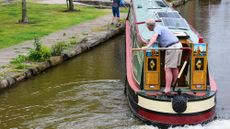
120 7 129 13
0 2 110 49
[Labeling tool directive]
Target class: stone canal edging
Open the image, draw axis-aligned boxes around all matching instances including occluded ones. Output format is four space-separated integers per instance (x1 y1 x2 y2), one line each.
0 24 125 90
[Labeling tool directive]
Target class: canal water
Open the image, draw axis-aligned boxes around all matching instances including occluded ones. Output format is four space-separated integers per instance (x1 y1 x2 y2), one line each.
1 0 230 129
176 0 230 120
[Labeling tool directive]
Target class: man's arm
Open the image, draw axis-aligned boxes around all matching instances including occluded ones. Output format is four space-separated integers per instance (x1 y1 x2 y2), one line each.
146 33 158 48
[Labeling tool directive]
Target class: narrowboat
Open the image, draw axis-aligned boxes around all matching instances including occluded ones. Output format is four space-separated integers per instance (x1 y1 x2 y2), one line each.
125 0 217 126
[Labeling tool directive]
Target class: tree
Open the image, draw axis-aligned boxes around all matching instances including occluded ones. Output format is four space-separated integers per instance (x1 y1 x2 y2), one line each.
66 0 75 11
20 0 29 23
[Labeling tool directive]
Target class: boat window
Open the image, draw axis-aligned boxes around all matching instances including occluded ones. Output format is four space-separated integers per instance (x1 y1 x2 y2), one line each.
155 1 168 7
137 4 142 8
157 11 181 19
174 31 190 39
161 18 190 30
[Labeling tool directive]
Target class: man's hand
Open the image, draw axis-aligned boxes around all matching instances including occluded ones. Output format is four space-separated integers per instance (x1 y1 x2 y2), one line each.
141 46 148 50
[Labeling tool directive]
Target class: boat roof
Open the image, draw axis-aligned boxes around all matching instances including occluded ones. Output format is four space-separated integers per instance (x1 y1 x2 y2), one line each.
133 0 199 43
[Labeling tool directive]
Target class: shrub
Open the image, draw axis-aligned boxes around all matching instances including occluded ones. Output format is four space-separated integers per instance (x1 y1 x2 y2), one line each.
14 63 26 69
10 55 28 64
28 45 51 62
51 42 67 56
10 55 29 69
34 38 42 51
28 38 51 61
69 38 77 45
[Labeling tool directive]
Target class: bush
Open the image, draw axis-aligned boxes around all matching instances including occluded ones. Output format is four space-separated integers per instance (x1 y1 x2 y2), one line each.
69 38 77 45
28 45 51 62
28 38 51 62
14 63 27 69
10 55 28 64
51 42 67 56
10 55 29 69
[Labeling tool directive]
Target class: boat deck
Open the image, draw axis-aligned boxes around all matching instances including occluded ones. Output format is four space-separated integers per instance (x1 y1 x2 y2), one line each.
138 87 215 101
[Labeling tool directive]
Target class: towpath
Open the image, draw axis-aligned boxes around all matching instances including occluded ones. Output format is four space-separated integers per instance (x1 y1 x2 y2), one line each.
0 13 126 71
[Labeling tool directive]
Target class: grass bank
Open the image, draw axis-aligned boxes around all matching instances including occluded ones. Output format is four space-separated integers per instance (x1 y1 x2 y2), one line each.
0 2 111 49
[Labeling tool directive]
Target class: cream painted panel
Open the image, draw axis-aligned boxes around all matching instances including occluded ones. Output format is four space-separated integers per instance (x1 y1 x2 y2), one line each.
138 95 215 114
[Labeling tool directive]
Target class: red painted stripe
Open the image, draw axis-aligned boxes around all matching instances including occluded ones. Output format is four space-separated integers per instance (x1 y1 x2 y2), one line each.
126 21 140 93
209 75 217 92
135 21 145 24
138 107 215 125
135 20 161 25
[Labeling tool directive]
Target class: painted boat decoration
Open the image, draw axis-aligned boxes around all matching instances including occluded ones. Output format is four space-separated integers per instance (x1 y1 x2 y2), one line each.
125 0 217 126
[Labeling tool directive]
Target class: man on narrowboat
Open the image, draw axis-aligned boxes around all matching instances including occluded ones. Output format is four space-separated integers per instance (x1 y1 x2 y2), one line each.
142 19 182 93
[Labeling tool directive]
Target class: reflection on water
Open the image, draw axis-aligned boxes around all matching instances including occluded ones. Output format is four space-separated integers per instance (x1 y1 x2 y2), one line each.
177 0 230 120
1 0 230 128
0 34 141 129
23 80 139 129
